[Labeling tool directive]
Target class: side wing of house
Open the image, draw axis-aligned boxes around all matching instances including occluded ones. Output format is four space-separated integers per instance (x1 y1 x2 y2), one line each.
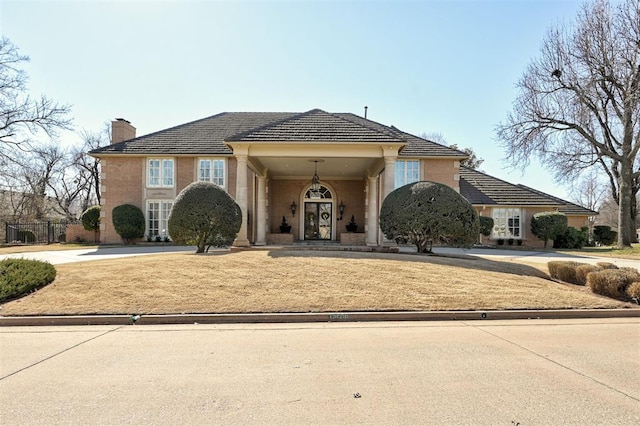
459 167 598 248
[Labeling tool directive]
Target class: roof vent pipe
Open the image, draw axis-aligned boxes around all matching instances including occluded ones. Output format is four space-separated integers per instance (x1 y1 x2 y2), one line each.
364 106 368 119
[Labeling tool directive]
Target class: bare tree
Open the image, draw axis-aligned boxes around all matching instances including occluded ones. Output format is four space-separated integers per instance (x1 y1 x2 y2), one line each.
570 172 607 213
496 0 640 247
0 36 71 152
421 132 484 170
73 126 110 208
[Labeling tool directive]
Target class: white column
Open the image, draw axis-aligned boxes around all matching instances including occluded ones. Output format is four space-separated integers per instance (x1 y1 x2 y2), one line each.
381 155 397 246
383 155 396 200
255 175 267 246
234 154 250 246
366 176 378 246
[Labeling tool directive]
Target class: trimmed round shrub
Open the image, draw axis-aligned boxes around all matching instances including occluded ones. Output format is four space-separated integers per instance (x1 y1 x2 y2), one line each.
531 211 567 248
596 262 618 270
553 227 588 249
588 269 640 298
575 264 599 286
17 229 36 243
593 225 617 246
380 181 479 253
626 282 640 299
168 181 242 253
547 261 586 284
0 258 56 302
479 216 494 237
81 205 101 232
112 204 145 244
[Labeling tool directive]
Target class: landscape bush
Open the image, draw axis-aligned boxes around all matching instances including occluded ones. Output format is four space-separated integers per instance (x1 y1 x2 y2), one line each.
593 225 617 246
547 261 586 284
575 264 599 286
626 282 640 300
112 204 145 244
531 211 567 248
553 226 588 249
479 216 494 237
596 262 618 270
81 205 101 243
588 269 640 299
16 229 36 243
81 205 101 232
379 181 479 253
168 181 242 253
0 258 56 302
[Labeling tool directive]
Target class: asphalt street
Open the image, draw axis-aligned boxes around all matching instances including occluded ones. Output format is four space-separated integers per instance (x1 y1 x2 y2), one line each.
1 319 638 425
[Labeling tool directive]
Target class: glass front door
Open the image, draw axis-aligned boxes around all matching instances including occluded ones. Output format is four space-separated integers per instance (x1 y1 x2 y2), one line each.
304 202 332 240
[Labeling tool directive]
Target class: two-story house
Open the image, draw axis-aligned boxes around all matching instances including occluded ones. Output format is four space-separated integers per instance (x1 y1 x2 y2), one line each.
90 109 595 247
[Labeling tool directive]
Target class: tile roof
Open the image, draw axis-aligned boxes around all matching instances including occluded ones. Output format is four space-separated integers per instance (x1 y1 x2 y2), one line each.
91 112 299 155
459 167 597 216
90 109 467 158
227 109 404 143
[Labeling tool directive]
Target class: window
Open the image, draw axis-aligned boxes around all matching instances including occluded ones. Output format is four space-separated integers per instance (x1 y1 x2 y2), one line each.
147 159 174 187
492 208 522 239
395 160 419 188
198 158 225 188
147 200 173 238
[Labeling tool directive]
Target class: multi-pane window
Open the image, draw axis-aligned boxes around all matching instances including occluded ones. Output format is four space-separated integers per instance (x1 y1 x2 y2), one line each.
147 200 173 238
198 159 225 188
492 208 522 239
394 160 420 188
147 159 174 187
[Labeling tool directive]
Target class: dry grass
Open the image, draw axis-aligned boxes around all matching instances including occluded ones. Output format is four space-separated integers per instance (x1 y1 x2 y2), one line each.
0 250 630 316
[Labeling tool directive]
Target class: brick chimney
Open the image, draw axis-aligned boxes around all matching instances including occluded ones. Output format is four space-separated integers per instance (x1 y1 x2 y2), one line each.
111 118 136 144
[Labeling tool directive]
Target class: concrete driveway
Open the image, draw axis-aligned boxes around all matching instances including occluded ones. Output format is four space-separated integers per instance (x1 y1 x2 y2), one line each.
0 245 197 265
1 319 638 425
1 245 638 268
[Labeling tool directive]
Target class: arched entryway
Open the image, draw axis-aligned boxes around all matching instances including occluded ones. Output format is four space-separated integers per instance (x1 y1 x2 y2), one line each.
302 185 334 240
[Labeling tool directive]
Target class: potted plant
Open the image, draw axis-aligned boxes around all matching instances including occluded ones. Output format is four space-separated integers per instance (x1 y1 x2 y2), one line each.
345 215 358 233
280 216 292 233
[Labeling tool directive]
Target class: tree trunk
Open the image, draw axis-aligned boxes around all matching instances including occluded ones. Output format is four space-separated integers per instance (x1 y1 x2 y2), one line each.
617 157 634 247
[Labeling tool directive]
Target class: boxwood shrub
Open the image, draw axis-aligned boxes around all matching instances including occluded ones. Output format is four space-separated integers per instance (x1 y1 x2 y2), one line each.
587 269 640 299
575 264 599 286
0 258 57 302
626 282 640 300
547 261 586 284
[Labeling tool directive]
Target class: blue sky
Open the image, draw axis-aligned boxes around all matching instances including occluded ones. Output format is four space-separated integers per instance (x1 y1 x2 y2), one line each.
1 0 588 200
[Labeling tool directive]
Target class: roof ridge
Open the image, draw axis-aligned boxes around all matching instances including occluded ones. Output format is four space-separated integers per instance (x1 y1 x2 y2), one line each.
225 109 322 141
332 112 407 141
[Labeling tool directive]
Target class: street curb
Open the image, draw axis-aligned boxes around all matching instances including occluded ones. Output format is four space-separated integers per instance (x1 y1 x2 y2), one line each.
1 308 639 326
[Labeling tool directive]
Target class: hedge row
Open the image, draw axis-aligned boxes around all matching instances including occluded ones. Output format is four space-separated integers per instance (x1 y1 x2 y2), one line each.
547 260 640 300
0 258 57 302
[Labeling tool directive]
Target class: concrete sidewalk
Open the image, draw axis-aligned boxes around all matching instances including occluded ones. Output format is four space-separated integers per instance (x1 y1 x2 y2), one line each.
1 319 638 425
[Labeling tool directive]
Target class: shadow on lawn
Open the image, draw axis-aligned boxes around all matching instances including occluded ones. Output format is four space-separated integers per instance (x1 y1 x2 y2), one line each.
267 249 550 280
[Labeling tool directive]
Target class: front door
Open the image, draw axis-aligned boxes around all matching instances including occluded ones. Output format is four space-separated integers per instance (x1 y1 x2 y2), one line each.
304 202 332 240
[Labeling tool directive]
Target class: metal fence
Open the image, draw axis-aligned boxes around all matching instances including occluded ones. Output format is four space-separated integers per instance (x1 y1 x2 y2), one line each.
4 221 80 244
